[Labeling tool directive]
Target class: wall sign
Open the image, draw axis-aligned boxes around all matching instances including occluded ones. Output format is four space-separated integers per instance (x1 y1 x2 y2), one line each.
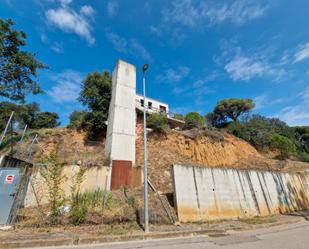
4 175 14 184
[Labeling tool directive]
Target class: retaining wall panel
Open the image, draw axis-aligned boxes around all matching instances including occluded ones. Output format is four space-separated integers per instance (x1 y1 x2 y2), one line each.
173 165 309 222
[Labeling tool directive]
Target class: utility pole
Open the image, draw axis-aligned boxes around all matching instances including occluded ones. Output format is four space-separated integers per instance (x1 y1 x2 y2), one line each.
0 111 14 147
10 116 13 154
142 63 149 233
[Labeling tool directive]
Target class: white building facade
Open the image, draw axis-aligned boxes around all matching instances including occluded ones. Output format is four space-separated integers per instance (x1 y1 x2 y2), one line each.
135 94 169 114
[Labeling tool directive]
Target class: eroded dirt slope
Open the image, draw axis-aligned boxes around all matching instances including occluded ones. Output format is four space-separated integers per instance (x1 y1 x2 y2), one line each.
135 126 309 192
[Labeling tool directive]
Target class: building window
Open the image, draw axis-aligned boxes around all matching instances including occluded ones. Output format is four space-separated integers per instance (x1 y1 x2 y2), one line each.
159 105 167 113
148 101 152 109
140 99 144 107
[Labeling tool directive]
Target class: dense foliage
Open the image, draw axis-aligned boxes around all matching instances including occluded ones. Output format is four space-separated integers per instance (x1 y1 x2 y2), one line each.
206 98 255 127
227 114 294 149
30 112 60 129
294 126 309 153
68 111 88 129
0 101 59 131
269 133 296 160
184 112 205 129
0 18 46 102
147 113 169 133
76 71 112 138
227 114 308 161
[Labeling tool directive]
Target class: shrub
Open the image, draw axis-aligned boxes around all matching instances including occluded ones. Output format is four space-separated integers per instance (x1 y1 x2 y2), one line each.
298 151 309 163
70 196 87 225
68 110 88 129
184 112 204 129
228 115 295 150
269 133 296 160
31 112 60 129
147 113 169 133
172 113 185 121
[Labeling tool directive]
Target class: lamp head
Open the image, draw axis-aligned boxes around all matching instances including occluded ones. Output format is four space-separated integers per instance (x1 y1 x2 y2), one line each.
142 64 149 73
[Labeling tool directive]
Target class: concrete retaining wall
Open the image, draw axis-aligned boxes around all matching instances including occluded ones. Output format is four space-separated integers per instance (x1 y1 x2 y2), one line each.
172 165 309 222
24 165 109 207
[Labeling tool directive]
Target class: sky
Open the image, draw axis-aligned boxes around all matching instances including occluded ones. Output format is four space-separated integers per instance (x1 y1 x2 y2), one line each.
1 0 309 126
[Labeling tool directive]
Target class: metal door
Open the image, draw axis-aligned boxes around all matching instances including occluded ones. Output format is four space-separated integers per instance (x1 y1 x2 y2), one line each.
0 168 21 225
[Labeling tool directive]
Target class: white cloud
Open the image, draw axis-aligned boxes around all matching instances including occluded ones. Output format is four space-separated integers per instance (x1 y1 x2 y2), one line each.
50 42 64 53
149 25 161 36
107 0 118 17
106 32 152 61
47 70 83 103
130 40 152 61
80 5 95 17
157 66 190 83
275 87 309 126
294 42 309 63
277 106 309 126
224 50 286 82
225 55 269 81
171 71 216 100
106 32 127 52
204 0 267 25
162 0 267 28
60 0 72 6
45 2 95 45
254 95 268 110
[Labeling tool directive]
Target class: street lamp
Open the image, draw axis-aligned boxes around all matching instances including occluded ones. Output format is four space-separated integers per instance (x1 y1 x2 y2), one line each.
142 63 149 233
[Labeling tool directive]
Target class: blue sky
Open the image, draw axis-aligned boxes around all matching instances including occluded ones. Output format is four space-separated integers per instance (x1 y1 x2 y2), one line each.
1 0 309 126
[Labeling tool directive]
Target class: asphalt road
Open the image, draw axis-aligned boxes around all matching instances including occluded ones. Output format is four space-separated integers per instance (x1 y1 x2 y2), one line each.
37 221 309 249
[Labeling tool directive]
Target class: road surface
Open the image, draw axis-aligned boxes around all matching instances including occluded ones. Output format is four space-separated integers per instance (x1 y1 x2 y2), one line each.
37 221 309 249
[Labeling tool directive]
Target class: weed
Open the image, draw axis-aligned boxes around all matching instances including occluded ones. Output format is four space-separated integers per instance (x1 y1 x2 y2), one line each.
40 147 67 223
70 167 87 225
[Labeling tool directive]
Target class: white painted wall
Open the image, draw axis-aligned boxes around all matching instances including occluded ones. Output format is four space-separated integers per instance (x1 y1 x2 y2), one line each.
173 165 309 222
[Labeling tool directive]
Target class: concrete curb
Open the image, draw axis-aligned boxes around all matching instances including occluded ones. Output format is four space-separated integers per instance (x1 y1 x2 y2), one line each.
0 229 224 249
0 218 304 249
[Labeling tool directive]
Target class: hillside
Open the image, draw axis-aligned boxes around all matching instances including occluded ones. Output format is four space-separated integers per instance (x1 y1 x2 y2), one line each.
2 127 309 193
136 127 309 192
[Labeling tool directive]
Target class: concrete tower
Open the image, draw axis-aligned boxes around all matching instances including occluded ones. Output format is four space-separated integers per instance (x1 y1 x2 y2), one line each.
105 60 136 190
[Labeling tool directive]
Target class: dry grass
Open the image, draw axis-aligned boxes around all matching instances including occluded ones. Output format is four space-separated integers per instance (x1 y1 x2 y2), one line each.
238 216 277 225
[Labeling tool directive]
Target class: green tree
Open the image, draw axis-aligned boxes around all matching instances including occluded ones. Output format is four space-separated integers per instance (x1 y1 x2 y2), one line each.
78 71 112 138
68 110 88 129
31 112 60 129
215 98 255 122
184 112 204 129
208 98 255 127
0 102 26 131
0 18 46 102
269 133 296 160
205 112 226 128
147 113 169 133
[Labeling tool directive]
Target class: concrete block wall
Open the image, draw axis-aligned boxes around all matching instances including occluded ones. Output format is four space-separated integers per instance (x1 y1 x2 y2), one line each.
172 165 309 222
24 165 109 207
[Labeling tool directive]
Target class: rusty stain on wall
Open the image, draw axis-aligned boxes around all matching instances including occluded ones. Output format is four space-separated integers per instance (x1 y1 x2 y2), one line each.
172 165 309 222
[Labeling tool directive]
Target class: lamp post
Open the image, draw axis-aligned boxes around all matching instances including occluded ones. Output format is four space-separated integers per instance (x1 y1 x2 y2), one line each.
142 63 149 233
